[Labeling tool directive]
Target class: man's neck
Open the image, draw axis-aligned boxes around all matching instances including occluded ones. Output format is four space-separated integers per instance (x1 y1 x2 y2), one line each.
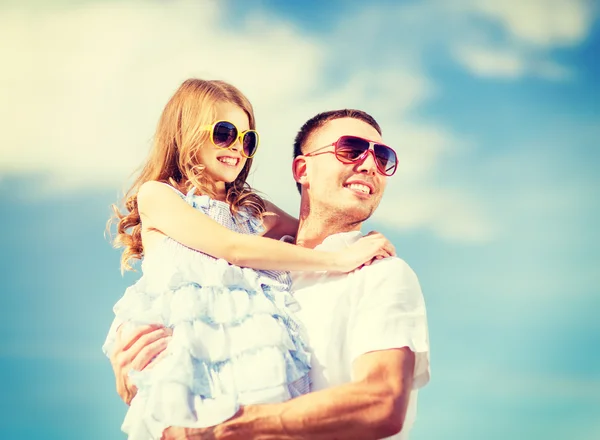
295 214 361 249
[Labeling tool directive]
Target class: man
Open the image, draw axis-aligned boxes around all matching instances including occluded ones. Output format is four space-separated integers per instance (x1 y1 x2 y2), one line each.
110 109 430 439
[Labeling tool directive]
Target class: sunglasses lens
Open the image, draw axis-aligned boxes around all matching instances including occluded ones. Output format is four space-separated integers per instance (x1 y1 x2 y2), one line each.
242 131 259 157
374 144 398 176
374 144 397 175
212 121 237 148
336 136 370 162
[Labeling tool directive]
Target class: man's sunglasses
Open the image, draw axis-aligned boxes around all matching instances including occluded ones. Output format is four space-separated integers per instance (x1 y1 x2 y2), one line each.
201 120 259 158
304 135 398 176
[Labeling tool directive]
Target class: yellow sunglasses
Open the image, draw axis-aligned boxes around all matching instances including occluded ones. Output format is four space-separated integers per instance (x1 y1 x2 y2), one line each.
201 120 260 158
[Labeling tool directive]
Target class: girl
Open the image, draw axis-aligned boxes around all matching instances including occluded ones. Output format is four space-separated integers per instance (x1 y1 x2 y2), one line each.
103 79 393 440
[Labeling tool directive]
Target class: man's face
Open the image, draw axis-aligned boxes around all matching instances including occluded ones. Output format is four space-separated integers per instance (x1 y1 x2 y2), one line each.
295 117 388 223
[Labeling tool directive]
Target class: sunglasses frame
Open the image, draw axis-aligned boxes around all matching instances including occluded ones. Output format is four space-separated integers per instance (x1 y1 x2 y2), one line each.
201 120 260 159
304 135 398 176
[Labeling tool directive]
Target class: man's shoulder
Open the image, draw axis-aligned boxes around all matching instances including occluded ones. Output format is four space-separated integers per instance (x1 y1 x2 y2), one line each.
361 256 418 280
355 256 423 301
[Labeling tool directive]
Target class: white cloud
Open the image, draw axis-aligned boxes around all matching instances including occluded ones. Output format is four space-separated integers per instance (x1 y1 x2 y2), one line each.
453 45 526 78
0 0 497 243
0 1 325 187
465 0 595 47
453 44 575 80
374 185 496 243
447 0 596 80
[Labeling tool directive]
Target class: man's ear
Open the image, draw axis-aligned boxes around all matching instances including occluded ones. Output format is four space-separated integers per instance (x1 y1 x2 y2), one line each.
292 156 309 188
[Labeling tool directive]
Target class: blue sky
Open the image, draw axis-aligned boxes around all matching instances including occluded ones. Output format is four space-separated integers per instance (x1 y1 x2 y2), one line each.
1 0 599 439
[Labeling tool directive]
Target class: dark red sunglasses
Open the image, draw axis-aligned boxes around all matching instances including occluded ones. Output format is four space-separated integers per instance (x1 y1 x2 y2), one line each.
304 135 398 176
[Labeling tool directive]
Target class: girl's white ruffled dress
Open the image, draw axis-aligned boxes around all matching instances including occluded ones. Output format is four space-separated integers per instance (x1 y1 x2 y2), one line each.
103 186 311 440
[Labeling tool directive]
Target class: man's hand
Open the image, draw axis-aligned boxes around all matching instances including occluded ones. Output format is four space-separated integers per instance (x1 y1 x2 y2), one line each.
160 407 265 440
110 323 172 405
161 426 216 440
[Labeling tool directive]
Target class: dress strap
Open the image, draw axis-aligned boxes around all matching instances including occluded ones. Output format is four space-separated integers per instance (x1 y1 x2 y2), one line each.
185 186 197 198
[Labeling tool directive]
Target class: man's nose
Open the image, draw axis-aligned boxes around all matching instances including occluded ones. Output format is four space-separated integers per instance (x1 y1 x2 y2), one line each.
356 150 377 175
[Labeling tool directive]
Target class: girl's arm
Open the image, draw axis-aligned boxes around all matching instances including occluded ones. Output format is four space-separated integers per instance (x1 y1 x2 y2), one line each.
260 200 299 240
137 181 392 273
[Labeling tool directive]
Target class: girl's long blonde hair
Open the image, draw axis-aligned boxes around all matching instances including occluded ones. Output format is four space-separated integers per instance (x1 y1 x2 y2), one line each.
110 78 265 272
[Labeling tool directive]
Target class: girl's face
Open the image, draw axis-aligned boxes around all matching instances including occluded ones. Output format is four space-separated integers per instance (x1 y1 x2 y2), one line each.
197 102 250 191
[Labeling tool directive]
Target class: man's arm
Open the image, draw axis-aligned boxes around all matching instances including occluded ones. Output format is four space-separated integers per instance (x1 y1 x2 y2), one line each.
260 200 299 240
163 347 415 440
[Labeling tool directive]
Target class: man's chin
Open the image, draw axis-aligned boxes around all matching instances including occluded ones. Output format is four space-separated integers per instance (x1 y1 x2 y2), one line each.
336 203 374 224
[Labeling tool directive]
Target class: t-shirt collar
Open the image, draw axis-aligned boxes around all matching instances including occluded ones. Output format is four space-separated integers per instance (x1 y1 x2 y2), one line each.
280 231 363 251
315 231 363 251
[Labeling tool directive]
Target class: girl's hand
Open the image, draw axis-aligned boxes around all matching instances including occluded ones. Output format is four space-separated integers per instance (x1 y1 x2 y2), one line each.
336 231 396 272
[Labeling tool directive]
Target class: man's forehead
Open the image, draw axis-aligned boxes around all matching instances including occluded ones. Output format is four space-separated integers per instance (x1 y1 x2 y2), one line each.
308 117 382 148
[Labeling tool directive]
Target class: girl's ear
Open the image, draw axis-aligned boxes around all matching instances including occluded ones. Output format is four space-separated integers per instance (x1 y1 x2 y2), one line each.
292 156 309 189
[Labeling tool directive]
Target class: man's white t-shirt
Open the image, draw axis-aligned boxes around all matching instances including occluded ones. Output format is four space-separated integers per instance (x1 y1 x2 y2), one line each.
290 231 430 440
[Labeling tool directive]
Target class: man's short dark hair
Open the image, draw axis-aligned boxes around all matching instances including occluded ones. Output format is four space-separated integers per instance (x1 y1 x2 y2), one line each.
292 109 382 193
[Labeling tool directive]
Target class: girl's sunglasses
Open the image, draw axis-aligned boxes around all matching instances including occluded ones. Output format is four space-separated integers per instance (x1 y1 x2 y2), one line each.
304 135 398 176
201 120 259 158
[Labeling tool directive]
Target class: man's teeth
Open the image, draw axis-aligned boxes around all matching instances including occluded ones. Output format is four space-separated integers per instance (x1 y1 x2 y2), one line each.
218 157 238 166
346 183 370 194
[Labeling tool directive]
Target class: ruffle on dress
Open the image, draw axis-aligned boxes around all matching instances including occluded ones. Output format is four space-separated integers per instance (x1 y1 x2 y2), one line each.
103 187 310 440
